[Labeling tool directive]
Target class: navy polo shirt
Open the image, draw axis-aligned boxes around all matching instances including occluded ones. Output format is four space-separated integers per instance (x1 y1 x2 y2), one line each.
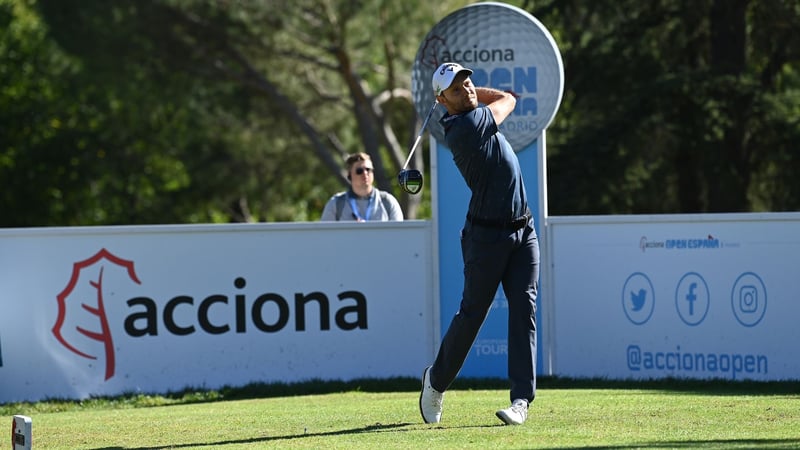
441 106 528 221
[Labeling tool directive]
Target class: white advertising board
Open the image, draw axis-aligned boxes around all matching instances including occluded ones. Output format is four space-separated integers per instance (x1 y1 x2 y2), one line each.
548 213 800 381
0 221 435 403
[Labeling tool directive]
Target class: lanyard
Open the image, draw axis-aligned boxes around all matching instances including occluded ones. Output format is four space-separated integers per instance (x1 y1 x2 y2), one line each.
348 191 374 221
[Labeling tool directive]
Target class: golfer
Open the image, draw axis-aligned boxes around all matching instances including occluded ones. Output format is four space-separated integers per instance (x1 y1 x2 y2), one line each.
419 62 540 426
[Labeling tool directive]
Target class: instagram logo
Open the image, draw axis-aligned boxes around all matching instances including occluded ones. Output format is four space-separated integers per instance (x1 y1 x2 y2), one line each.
731 272 767 327
739 286 758 313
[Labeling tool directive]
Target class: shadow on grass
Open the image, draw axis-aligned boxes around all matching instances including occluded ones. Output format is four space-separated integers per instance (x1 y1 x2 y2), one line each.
90 430 800 450
547 438 800 449
199 375 800 402
8 376 798 413
90 421 417 450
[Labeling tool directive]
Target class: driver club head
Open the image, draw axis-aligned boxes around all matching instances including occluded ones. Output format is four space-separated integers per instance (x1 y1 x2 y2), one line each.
398 169 424 195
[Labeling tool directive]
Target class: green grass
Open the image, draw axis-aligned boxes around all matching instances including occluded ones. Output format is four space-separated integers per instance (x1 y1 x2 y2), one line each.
3 378 799 449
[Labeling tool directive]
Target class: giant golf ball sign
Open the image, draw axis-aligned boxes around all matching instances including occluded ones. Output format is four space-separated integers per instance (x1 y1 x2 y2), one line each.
412 2 564 151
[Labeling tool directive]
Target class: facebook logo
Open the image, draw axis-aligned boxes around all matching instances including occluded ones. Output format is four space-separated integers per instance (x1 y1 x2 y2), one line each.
676 273 709 326
686 283 698 315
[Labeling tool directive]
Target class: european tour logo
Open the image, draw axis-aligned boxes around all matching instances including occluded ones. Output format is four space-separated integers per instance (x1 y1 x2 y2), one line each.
53 248 369 382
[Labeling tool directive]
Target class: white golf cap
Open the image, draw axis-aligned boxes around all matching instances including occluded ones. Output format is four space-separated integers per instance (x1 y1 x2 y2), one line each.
432 62 473 96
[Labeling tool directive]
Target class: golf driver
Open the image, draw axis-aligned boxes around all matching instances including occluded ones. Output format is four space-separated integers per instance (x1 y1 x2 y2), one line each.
398 100 437 195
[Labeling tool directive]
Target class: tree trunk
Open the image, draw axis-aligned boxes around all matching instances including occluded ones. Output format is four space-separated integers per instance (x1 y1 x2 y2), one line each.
707 0 750 212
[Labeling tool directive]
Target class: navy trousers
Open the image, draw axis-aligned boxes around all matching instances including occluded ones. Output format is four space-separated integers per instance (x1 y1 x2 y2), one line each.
430 218 540 403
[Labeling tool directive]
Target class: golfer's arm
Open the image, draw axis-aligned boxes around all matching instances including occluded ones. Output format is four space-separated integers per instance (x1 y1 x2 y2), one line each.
476 87 516 125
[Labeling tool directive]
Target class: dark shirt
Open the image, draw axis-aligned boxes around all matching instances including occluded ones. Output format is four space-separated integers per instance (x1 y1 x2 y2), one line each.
441 106 528 221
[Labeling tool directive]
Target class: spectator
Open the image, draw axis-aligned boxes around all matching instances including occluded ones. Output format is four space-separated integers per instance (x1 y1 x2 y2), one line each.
320 152 403 221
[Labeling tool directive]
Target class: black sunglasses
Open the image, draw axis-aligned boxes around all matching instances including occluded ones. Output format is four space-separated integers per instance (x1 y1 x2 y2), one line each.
355 167 374 175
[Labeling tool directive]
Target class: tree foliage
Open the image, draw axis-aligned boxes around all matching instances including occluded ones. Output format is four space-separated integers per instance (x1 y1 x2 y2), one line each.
534 0 800 214
1 0 799 227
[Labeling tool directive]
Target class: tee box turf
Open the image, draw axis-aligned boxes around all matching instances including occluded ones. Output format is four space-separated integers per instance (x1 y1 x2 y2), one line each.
11 415 31 450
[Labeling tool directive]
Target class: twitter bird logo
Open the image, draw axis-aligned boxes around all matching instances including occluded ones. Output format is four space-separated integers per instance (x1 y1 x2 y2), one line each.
630 289 647 311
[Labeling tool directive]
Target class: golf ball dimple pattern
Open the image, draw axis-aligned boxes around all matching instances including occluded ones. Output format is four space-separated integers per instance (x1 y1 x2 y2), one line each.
412 3 564 150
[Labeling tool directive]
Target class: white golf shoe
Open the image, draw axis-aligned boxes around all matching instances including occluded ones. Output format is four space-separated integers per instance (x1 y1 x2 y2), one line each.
496 398 528 425
419 366 444 423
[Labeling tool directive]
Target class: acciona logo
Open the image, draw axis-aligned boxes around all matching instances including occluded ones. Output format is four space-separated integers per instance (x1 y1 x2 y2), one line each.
430 42 517 64
52 248 367 381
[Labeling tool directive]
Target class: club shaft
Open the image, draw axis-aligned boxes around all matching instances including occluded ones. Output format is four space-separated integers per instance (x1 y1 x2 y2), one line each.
402 101 437 170
403 136 423 169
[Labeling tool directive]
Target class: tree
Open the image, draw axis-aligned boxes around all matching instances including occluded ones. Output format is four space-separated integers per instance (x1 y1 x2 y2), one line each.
6 0 797 226
533 0 800 214
1 0 260 225
21 0 472 225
